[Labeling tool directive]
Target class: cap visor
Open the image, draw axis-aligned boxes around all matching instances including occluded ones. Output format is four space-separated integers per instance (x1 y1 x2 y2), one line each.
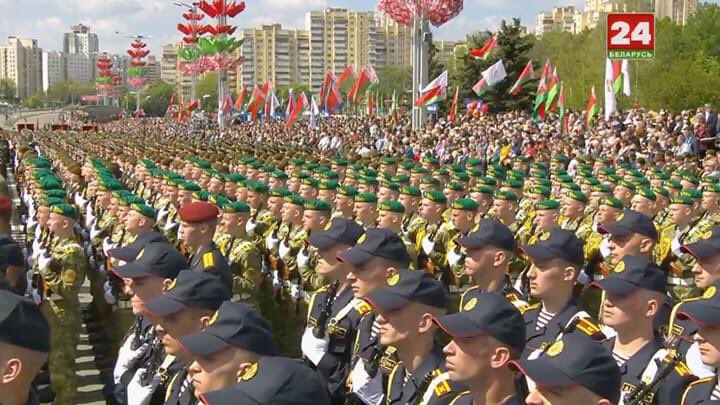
365 290 411 312
598 223 632 237
457 236 488 250
520 244 557 262
677 303 720 327
179 329 231 358
433 313 486 338
337 247 374 267
307 234 337 251
509 359 578 389
144 295 187 318
112 261 152 279
591 277 638 296
108 245 141 262
681 242 715 260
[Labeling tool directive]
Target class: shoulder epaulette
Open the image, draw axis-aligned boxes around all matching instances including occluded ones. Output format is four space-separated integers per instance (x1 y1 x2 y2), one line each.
663 353 693 378
519 302 541 315
432 368 452 398
202 251 215 268
354 299 372 316
575 317 605 340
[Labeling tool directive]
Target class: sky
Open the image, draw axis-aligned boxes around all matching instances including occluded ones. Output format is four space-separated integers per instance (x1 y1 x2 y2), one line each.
0 0 717 56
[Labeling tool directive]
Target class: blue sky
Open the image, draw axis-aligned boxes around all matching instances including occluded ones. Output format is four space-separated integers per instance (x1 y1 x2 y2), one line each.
0 0 717 56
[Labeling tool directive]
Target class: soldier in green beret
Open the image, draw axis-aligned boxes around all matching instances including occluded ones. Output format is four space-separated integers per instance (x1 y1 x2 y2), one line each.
376 200 417 270
39 203 88 404
491 191 520 233
318 180 339 204
353 192 378 229
445 198 479 287
298 199 333 292
332 186 357 220
377 180 400 204
524 199 560 246
415 190 448 278
468 185 494 222
560 190 589 234
399 186 423 240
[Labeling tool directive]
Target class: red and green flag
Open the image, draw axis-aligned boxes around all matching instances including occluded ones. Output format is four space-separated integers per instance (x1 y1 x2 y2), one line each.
586 86 599 126
532 60 552 121
448 86 459 123
469 36 497 60
545 67 560 113
509 61 534 96
286 91 308 128
348 64 378 103
415 70 448 107
337 64 357 94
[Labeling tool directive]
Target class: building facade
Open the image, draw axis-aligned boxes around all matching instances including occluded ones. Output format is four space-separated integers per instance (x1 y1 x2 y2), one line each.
655 0 698 25
536 6 577 36
63 23 99 56
0 37 42 99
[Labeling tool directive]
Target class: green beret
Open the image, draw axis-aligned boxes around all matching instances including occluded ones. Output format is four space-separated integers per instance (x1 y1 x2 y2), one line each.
665 180 682 190
192 191 210 202
445 181 465 192
652 186 670 198
50 203 78 220
433 168 449 177
210 171 225 181
600 197 624 209
270 188 292 198
284 194 305 206
141 159 157 169
653 171 670 181
301 177 319 187
451 172 470 182
632 178 650 187
468 167 484 178
319 180 339 191
592 184 612 194
320 170 339 180
392 175 410 184
225 173 246 183
562 183 582 192
291 171 310 180
704 184 720 194
196 159 212 170
494 191 518 202
400 186 421 197
180 182 202 192
556 175 573 184
637 187 657 201
466 158 482 167
39 196 65 207
451 198 478 211
355 192 378 203
131 203 157 220
379 181 399 192
411 166 428 175
337 186 359 197
36 177 62 191
248 162 263 171
515 156 530 163
530 186 551 197
535 199 560 210
378 200 405 213
399 160 415 170
98 179 123 192
501 179 523 189
529 169 548 178
682 174 700 185
671 195 694 205
471 185 495 195
477 176 497 187
247 181 270 193
331 158 348 166
270 171 288 180
424 190 447 204
680 188 702 200
618 180 636 192
535 178 552 188
359 168 377 178
43 189 66 199
381 157 397 166
223 201 251 214
422 155 439 165
208 194 230 207
289 158 305 166
304 199 332 212
581 177 601 186
599 167 616 176
551 155 569 164
422 176 440 186
565 190 588 204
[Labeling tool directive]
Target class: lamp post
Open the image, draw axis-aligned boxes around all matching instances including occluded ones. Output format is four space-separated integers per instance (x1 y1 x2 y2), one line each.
174 1 203 104
118 32 151 118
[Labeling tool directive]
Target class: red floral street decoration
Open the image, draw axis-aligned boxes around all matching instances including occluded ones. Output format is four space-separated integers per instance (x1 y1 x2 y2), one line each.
95 53 115 95
127 39 150 90
377 0 463 27
198 0 245 18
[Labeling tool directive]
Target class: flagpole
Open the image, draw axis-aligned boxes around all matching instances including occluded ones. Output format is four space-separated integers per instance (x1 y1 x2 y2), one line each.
411 16 430 130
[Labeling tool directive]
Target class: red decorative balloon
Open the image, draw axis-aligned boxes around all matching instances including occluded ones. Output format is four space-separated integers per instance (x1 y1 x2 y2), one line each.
377 0 463 27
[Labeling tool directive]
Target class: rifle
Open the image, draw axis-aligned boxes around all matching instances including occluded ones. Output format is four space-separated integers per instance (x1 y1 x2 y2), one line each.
364 336 386 378
140 337 164 386
625 339 683 405
313 280 340 338
410 371 435 405
130 316 144 351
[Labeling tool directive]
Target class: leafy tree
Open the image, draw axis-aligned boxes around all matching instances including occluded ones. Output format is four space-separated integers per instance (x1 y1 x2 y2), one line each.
276 83 311 102
0 79 16 100
197 72 219 111
24 95 43 109
129 80 174 116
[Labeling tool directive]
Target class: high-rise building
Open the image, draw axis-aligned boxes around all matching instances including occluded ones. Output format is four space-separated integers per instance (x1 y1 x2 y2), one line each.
375 13 413 67
575 0 653 32
0 37 42 99
66 53 92 82
239 24 310 90
535 6 577 36
63 23 99 56
160 43 178 86
146 56 161 83
42 51 65 92
655 0 698 25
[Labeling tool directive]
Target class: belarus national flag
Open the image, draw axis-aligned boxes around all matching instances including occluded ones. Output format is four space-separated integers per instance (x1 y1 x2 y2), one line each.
509 61 534 96
286 91 308 128
415 70 448 107
472 60 506 96
586 86 599 126
469 36 497 60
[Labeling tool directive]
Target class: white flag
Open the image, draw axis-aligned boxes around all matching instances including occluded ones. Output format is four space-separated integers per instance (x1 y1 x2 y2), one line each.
604 58 617 120
481 60 507 86
309 96 320 129
621 59 631 96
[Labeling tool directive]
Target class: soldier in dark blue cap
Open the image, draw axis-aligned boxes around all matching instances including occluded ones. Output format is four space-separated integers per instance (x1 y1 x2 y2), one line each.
198 356 330 405
178 302 279 400
592 255 696 405
337 228 410 402
667 226 720 378
676 280 720 404
433 293 527 405
598 209 658 275
363 269 465 404
301 218 365 403
510 331 621 404
0 290 50 405
110 241 186 405
144 271 232 405
457 219 527 310
518 228 604 360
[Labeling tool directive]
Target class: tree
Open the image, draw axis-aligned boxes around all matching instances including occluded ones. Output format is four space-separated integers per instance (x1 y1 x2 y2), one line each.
0 79 16 100
133 80 174 116
196 72 218 111
375 65 411 102
276 83 311 102
24 95 43 109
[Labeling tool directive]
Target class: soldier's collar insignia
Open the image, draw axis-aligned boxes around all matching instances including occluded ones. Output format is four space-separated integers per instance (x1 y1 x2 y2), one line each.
616 213 625 222
704 286 717 300
614 261 625 273
136 249 144 260
545 340 564 357
387 273 400 287
702 231 713 240
463 297 478 312
539 232 550 241
165 279 177 291
240 362 258 381
471 223 480 232
357 233 367 244
324 221 333 231
208 310 220 326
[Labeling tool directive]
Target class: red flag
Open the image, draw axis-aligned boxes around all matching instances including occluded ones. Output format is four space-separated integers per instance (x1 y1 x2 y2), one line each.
286 92 308 128
221 94 233 115
466 101 478 117
449 86 459 122
368 93 374 116
234 87 246 110
323 72 343 114
248 83 270 121
337 64 356 93
469 36 497 60
319 69 331 105
509 61 535 96
166 94 176 116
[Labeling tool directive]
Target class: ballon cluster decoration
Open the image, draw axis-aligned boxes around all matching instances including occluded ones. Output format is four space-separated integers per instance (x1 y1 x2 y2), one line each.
127 39 150 90
377 0 463 27
95 53 115 94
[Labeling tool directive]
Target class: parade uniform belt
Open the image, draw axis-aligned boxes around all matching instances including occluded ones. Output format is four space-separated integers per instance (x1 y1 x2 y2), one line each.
667 276 694 287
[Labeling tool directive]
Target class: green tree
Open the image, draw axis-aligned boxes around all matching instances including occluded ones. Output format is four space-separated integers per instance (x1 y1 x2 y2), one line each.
374 65 411 109
0 79 16 100
24 95 43 109
128 80 174 116
196 72 218 111
276 83 311 103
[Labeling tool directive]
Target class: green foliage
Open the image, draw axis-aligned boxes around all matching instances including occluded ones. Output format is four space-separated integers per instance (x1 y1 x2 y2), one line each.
45 81 99 105
276 83 311 102
24 95 43 109
0 79 16 100
450 18 534 112
374 66 411 102
196 72 218 111
530 4 720 111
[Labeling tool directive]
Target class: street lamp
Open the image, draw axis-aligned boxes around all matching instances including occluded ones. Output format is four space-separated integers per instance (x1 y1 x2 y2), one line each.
174 1 202 105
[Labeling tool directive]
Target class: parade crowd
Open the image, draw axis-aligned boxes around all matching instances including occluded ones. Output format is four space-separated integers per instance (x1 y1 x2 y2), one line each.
1 104 720 405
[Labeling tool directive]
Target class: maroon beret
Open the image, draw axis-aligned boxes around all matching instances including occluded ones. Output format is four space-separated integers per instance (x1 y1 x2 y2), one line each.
178 202 219 223
0 195 11 213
